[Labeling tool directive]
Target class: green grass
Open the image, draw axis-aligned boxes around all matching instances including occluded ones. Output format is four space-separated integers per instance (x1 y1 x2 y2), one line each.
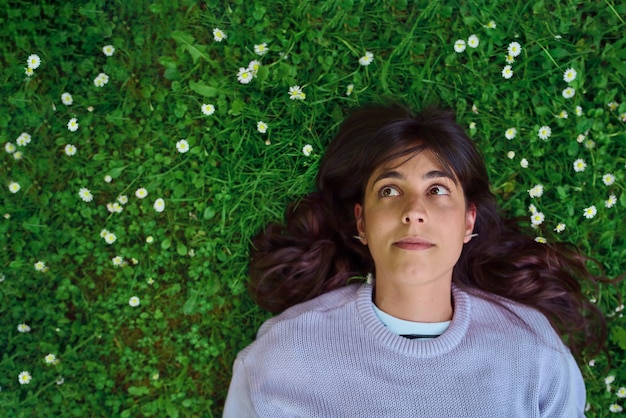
1 0 625 416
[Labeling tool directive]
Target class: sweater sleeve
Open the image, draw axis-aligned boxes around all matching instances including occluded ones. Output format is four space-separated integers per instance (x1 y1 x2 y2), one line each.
539 347 586 417
222 355 260 418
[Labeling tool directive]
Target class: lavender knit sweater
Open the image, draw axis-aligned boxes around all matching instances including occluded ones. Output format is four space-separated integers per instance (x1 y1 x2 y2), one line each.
223 283 585 417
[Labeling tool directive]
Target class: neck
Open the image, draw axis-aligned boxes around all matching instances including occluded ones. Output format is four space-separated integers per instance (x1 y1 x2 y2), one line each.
373 279 453 323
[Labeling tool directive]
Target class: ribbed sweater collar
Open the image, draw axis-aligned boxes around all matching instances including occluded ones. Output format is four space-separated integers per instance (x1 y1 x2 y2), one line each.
356 283 471 358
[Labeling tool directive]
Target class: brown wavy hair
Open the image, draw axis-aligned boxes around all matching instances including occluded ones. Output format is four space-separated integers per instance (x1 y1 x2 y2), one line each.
249 102 609 358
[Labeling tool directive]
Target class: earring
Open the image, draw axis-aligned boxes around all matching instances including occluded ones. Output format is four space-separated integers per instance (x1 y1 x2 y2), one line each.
353 235 366 243
466 233 479 238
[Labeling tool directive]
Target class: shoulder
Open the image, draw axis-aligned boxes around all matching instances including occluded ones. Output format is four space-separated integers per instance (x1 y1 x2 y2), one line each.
238 283 362 359
460 286 565 351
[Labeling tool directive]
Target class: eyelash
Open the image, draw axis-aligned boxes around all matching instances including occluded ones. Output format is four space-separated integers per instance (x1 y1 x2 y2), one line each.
378 186 400 197
428 184 451 196
377 184 451 198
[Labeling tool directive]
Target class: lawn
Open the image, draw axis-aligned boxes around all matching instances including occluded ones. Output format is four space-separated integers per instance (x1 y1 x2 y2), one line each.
1 0 625 416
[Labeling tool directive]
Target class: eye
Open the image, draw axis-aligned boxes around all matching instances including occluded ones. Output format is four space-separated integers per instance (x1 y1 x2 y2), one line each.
379 186 400 197
428 185 451 196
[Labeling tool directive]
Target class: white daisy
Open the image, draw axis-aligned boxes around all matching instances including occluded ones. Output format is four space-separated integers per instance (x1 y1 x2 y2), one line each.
454 39 466 53
5 142 16 153
18 323 31 333
537 126 551 140
213 28 226 42
528 184 544 198
467 34 479 48
257 121 268 133
507 42 522 57
129 296 140 307
61 92 73 105
288 85 306 100
562 87 575 99
358 51 374 66
563 68 577 83
104 232 117 244
176 139 190 153
93 72 110 87
79 188 93 202
18 371 32 385
64 144 77 156
106 202 122 213
102 45 115 56
583 205 597 219
575 106 583 116
201 103 215 115
531 212 545 226
346 84 354 96
606 195 617 208
501 65 513 79
302 144 313 156
505 127 517 140
554 223 566 233
135 188 148 199
573 159 586 172
27 54 41 69
254 43 268 56
67 118 79 132
236 67 253 84
520 158 529 168
8 181 21 193
602 173 616 186
153 198 165 212
584 139 595 150
16 132 32 146
248 60 261 76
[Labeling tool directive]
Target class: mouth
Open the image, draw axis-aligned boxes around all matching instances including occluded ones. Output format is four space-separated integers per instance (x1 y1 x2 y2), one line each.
393 237 435 251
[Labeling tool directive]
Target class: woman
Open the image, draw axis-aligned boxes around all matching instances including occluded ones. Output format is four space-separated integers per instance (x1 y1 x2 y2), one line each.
223 103 605 417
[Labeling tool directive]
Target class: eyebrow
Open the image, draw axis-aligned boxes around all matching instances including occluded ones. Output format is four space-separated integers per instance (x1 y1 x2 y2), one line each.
370 169 456 190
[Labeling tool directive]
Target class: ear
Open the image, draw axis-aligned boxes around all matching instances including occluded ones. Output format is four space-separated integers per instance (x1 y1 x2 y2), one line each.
463 203 477 244
354 203 367 245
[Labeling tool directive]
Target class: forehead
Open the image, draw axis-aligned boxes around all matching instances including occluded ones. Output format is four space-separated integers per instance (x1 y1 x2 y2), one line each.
368 148 457 185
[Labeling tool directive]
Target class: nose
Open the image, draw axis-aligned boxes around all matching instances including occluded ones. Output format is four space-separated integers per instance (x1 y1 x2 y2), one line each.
402 195 426 224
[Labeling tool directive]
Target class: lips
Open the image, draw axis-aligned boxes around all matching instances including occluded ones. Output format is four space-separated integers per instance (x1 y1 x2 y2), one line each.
393 237 435 250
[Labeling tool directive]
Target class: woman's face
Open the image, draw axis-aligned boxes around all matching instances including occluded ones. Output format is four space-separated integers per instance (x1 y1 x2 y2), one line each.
354 148 476 288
